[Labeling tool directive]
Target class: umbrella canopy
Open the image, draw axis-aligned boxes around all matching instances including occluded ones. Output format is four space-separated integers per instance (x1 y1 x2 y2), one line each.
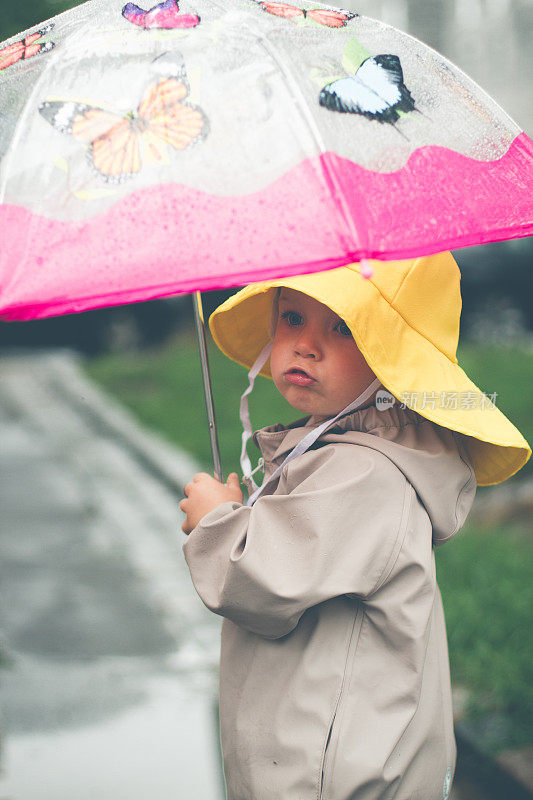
0 0 532 321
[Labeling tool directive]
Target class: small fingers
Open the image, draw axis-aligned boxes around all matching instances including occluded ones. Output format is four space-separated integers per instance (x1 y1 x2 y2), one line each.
179 493 191 531
193 472 210 482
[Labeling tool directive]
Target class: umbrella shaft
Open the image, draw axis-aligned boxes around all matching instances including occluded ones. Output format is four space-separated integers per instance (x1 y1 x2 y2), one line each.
193 292 223 482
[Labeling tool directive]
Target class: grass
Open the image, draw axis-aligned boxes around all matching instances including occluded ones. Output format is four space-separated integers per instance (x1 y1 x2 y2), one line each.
458 343 533 481
435 522 533 753
85 331 533 752
85 333 533 479
85 328 297 477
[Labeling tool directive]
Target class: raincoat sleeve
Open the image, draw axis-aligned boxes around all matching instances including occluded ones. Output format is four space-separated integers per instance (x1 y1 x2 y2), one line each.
182 445 411 639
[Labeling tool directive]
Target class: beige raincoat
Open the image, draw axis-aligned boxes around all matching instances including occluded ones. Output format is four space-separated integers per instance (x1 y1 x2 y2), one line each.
183 401 476 800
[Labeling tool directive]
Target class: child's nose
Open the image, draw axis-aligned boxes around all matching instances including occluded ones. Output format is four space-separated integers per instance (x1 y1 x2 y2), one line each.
294 329 321 359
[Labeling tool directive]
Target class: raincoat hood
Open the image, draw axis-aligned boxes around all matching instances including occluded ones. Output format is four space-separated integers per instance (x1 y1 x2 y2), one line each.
253 401 476 547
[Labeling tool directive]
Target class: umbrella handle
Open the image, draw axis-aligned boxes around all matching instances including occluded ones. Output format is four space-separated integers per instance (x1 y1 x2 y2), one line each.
193 291 223 482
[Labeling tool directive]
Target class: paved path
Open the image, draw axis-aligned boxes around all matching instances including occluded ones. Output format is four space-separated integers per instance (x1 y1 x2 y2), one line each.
0 351 225 800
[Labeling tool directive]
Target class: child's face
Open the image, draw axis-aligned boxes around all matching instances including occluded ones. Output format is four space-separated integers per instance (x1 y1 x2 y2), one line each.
270 288 377 419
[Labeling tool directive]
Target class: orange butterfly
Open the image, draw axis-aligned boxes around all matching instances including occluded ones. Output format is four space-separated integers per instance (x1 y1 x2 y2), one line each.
0 23 55 71
38 57 208 183
255 1 356 27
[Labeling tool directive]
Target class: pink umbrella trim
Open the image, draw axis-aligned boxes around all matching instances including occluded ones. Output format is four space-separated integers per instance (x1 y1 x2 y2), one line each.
0 132 532 321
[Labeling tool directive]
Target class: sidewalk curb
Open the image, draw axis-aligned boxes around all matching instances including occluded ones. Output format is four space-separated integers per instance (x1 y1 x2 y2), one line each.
41 349 203 493
0 349 225 799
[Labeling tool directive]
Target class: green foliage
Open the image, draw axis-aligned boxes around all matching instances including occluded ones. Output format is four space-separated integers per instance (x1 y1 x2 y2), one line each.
0 1 84 42
86 334 533 479
436 523 533 752
85 328 296 477
457 342 533 478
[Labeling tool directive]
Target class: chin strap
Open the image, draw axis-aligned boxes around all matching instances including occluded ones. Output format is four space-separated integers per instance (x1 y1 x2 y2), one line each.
247 376 381 506
239 343 382 506
239 340 273 492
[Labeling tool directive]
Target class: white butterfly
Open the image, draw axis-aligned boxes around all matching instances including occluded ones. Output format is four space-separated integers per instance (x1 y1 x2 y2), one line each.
319 54 416 124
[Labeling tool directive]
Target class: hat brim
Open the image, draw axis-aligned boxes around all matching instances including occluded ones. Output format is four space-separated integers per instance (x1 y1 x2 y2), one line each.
210 268 531 486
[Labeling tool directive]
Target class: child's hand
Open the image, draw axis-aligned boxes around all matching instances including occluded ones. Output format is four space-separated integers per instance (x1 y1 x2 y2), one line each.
180 472 243 534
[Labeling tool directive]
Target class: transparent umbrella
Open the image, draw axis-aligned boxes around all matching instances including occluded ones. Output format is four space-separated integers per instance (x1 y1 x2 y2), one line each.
1 0 532 475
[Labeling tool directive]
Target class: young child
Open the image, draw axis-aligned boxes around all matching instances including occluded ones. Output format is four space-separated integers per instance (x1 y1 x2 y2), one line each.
180 252 530 800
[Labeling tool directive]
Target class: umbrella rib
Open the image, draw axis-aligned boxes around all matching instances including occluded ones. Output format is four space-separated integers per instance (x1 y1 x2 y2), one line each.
255 32 366 263
204 0 365 261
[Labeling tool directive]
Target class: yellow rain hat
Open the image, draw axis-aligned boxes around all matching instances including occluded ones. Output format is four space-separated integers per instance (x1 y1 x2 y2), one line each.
209 252 531 486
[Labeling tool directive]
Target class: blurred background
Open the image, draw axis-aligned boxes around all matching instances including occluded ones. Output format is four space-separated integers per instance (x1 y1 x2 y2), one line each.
1 1 532 799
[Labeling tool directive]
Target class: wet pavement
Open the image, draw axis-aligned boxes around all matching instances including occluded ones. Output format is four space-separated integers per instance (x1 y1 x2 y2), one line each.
0 352 224 800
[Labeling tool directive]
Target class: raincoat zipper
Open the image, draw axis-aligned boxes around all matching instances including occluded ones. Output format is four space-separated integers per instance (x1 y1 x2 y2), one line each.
317 604 363 799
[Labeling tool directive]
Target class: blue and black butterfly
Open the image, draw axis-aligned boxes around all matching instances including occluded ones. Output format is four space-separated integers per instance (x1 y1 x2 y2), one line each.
319 54 416 124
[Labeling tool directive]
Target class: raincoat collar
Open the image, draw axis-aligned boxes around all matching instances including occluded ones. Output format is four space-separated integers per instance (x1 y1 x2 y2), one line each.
253 399 408 464
252 401 476 546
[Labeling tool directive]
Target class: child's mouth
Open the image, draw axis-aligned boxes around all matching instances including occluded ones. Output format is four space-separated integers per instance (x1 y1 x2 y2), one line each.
285 368 316 387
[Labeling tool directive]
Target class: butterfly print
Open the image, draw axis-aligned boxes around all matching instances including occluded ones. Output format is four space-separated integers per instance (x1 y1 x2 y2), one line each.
319 54 416 124
255 1 356 27
0 23 55 71
122 0 200 29
39 59 207 183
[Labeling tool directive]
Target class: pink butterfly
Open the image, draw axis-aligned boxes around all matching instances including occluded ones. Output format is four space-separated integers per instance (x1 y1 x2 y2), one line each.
122 0 200 29
255 1 356 27
0 24 55 71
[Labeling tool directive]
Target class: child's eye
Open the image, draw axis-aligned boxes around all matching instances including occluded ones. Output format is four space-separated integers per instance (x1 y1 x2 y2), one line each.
281 310 303 327
335 320 352 337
